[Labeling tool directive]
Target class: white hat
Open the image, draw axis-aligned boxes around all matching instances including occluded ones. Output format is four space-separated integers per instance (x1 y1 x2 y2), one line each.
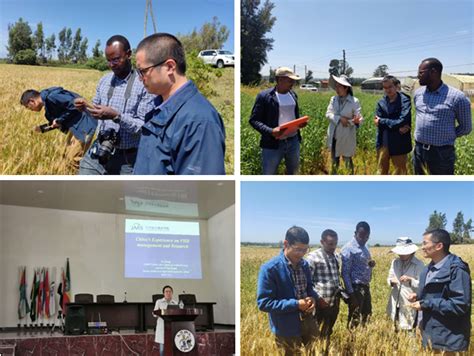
275 67 301 80
329 74 352 90
391 237 418 255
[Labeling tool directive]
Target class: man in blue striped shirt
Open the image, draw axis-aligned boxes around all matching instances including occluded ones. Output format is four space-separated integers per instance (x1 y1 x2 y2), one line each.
341 221 375 328
75 35 156 175
414 58 472 175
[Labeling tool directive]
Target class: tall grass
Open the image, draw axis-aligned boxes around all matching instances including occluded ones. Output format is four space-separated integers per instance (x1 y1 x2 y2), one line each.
241 245 474 355
241 86 474 175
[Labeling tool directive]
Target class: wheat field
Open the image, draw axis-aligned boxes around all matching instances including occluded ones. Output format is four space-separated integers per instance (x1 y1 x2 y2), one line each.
0 64 234 174
241 244 474 355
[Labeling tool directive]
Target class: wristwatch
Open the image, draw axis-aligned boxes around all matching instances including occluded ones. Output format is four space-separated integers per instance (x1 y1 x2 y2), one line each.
112 114 121 124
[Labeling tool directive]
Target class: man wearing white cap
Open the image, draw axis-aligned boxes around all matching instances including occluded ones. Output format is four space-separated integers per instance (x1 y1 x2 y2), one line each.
249 67 304 174
386 237 424 331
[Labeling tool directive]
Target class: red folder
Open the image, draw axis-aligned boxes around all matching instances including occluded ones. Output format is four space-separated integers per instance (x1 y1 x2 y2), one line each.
279 116 309 133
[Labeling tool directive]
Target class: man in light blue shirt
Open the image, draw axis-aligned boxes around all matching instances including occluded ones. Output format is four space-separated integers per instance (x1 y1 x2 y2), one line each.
414 57 472 175
341 221 375 328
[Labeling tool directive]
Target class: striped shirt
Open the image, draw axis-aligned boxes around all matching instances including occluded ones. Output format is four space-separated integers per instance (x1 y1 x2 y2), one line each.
414 83 472 146
93 70 156 149
341 238 372 294
285 256 308 299
306 248 341 306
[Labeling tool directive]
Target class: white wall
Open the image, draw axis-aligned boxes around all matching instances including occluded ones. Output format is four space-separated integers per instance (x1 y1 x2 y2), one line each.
0 204 235 327
208 205 235 325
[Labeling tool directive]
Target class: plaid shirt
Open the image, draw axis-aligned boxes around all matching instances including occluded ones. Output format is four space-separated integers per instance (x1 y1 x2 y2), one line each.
285 256 308 299
414 83 472 146
306 248 340 306
93 71 156 149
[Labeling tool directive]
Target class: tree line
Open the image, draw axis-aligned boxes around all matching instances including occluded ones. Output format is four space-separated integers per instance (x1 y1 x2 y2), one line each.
427 210 473 244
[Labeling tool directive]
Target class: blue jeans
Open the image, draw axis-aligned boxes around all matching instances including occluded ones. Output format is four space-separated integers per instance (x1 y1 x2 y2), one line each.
413 141 455 175
78 140 137 175
262 136 300 175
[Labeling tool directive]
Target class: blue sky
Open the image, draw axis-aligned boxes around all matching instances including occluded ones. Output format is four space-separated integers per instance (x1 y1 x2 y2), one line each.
0 0 234 58
261 0 473 78
241 181 474 245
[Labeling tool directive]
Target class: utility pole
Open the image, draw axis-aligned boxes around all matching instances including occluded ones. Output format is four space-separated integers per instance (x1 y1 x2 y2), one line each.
293 64 296 75
144 0 157 38
305 65 307 83
342 49 346 75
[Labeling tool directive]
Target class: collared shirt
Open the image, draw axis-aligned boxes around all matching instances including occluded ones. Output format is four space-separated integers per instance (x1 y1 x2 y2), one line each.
341 238 372 294
425 254 450 285
306 248 340 306
414 83 472 146
93 70 156 149
284 255 308 300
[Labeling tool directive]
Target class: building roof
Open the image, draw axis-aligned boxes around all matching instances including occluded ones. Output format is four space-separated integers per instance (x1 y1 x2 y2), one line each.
446 74 474 83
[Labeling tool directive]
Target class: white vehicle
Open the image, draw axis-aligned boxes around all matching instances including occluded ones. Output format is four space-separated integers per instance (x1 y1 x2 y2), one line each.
197 49 235 68
300 84 319 92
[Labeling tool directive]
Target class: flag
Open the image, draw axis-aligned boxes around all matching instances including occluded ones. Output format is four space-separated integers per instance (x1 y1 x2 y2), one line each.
62 259 71 315
29 269 39 322
18 266 30 319
44 268 50 318
37 268 44 318
49 267 56 317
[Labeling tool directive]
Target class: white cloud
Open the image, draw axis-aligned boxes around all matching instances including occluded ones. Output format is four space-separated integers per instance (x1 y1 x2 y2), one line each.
371 205 400 212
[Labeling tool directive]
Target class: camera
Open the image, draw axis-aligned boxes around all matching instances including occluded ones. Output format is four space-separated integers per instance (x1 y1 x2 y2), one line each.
91 129 120 165
336 286 351 304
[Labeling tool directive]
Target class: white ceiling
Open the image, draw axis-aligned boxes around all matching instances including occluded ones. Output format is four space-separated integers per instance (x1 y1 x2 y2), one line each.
0 180 234 219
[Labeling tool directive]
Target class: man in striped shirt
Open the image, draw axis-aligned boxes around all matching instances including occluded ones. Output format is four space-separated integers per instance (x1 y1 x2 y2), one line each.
306 229 341 352
414 57 472 175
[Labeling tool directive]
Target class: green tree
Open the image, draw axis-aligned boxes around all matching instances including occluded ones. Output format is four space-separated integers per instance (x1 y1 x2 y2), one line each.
58 28 67 62
373 64 389 77
7 18 33 60
33 22 45 62
92 39 102 58
452 211 464 244
329 59 354 77
427 210 447 231
269 67 275 83
45 34 56 60
463 218 473 242
69 28 81 62
14 49 36 65
241 0 276 85
179 17 230 52
305 69 314 84
78 38 88 63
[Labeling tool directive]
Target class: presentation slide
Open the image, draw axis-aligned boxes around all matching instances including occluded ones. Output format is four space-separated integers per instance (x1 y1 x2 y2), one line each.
125 219 202 279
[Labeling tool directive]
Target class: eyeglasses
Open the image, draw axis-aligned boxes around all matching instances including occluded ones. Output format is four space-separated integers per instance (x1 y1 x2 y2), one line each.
417 68 432 76
137 59 168 79
290 245 309 254
107 55 125 65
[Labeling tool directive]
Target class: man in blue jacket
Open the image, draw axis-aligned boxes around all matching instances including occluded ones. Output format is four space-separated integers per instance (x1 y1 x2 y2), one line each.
21 87 97 170
257 226 320 355
374 75 412 175
409 229 471 352
133 33 226 175
249 67 304 175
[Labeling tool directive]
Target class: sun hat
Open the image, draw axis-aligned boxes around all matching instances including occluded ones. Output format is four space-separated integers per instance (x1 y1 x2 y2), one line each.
275 67 301 80
390 237 418 255
329 74 352 90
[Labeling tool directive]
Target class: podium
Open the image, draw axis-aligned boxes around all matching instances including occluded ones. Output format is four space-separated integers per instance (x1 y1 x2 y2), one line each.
154 308 203 355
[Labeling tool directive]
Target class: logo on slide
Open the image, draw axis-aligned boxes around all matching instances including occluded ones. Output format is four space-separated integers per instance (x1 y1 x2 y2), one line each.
174 329 195 352
131 223 143 231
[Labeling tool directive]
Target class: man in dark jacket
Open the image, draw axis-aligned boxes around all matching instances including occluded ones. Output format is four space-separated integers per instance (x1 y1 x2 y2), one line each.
21 87 97 170
409 229 471 352
249 67 305 175
374 75 412 175
133 33 225 175
257 226 320 355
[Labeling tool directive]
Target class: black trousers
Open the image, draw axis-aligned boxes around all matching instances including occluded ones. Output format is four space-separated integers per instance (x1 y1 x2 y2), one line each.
316 298 340 338
348 284 372 328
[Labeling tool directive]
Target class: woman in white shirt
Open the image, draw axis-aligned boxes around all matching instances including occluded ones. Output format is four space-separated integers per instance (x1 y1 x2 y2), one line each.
153 285 178 355
325 74 363 174
386 237 425 330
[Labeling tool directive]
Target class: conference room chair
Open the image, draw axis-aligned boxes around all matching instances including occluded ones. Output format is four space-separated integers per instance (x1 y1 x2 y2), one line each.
178 294 197 307
152 294 164 304
74 293 93 303
96 294 115 303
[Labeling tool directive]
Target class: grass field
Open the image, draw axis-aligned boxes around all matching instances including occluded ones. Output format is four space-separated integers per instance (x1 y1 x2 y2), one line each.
240 86 474 175
241 244 474 355
0 64 234 175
